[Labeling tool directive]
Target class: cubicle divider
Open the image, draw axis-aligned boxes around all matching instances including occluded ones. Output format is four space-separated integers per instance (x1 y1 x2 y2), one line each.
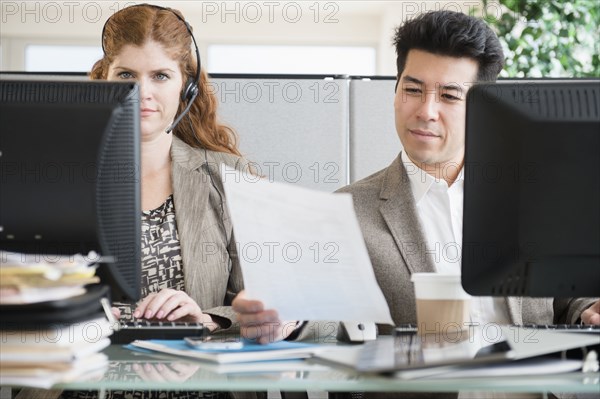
349 77 399 183
210 74 350 192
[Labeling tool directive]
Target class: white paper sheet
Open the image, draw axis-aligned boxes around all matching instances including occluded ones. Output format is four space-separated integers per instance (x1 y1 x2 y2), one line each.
221 166 393 324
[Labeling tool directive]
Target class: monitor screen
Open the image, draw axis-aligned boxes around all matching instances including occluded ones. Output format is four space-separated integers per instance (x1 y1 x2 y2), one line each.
462 80 600 297
0 79 141 301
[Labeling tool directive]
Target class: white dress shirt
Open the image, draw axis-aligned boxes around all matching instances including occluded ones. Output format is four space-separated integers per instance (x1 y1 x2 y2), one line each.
401 151 511 327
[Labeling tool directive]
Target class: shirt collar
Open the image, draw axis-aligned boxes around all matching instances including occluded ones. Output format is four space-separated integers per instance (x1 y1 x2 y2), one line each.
455 165 465 183
401 151 464 204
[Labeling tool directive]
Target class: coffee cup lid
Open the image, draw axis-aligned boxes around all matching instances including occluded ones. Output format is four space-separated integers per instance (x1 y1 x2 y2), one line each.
411 273 471 299
411 273 461 283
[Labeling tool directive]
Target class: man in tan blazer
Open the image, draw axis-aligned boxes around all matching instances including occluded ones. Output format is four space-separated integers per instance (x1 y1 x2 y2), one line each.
233 10 599 345
334 10 599 333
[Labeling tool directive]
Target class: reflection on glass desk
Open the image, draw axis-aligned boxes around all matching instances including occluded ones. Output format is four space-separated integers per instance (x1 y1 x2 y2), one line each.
49 344 600 394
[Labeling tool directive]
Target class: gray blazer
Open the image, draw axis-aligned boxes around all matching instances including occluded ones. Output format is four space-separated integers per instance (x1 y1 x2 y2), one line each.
337 153 596 335
171 136 248 330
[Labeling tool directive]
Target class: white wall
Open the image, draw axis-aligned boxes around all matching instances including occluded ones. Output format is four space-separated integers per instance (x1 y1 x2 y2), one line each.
0 0 484 74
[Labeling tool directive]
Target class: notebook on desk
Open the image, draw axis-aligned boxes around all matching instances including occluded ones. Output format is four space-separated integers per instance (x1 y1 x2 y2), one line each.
316 326 600 377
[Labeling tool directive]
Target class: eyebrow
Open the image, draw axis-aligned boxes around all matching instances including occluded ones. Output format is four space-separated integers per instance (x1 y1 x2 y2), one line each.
112 66 178 74
402 75 463 91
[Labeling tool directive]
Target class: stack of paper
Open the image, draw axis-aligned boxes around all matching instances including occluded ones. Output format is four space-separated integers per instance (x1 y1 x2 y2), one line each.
0 251 110 388
0 251 99 304
0 317 112 388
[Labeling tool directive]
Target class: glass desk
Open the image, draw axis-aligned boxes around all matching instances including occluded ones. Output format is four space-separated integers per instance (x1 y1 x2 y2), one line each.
47 345 600 394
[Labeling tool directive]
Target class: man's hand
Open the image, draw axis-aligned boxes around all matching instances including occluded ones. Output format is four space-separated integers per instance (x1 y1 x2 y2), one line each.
232 291 299 344
134 288 217 331
111 307 121 320
581 300 600 325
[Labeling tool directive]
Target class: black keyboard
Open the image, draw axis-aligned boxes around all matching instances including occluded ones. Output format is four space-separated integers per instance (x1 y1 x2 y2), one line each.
111 320 207 344
520 324 600 333
394 324 600 335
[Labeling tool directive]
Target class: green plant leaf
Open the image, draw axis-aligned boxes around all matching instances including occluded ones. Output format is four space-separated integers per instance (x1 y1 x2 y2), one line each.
487 0 600 77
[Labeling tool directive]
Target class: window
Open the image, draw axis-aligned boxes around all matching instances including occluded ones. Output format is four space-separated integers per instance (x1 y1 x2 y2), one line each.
208 44 376 75
25 45 103 72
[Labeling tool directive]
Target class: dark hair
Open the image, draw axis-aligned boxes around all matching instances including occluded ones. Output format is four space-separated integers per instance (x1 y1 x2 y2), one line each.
91 4 241 156
393 11 504 82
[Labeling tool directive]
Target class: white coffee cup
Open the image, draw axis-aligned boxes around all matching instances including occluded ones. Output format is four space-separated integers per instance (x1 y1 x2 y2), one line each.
411 273 471 335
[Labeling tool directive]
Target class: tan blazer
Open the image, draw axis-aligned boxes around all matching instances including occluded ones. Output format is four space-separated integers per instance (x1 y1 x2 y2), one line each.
171 136 248 330
337 153 596 335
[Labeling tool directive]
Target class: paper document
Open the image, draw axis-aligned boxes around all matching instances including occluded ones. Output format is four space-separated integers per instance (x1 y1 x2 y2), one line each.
426 357 583 379
221 166 393 324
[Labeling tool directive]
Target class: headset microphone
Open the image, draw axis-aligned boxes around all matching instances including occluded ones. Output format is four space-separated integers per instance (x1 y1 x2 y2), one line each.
165 89 197 134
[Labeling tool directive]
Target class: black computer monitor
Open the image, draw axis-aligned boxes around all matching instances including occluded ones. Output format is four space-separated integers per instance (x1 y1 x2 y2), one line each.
0 79 141 301
462 80 600 297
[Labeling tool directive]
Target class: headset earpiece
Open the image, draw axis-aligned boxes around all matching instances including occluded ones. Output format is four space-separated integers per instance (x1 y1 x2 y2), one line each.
181 77 199 102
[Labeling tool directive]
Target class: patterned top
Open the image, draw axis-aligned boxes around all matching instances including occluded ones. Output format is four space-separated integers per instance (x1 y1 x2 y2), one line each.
60 195 227 399
113 194 185 320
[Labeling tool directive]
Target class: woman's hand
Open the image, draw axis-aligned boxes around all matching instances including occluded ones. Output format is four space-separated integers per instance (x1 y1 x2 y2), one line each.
133 288 217 331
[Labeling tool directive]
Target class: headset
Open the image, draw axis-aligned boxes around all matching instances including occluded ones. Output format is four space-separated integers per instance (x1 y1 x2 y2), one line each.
101 4 201 134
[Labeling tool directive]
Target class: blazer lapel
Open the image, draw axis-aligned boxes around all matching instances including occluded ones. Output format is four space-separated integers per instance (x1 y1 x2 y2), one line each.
170 138 211 304
505 297 523 325
377 154 522 326
378 154 436 275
